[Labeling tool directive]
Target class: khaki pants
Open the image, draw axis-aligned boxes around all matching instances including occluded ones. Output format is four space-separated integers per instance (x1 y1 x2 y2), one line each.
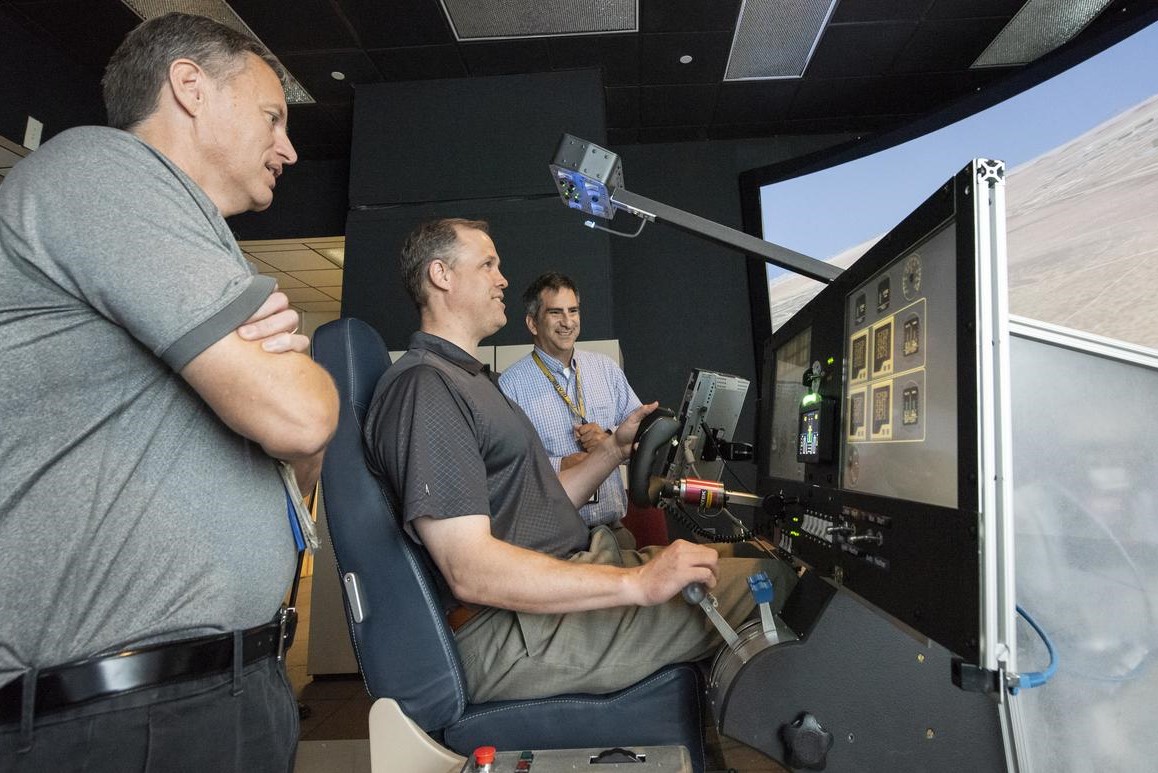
455 527 796 702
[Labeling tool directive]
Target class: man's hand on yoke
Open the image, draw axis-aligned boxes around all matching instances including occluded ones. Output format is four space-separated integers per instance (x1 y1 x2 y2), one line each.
610 402 659 460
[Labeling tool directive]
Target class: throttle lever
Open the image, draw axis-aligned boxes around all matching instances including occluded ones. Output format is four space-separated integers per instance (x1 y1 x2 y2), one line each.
682 583 739 649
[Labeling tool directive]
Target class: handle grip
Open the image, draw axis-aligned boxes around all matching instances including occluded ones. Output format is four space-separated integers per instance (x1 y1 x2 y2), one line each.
627 407 679 507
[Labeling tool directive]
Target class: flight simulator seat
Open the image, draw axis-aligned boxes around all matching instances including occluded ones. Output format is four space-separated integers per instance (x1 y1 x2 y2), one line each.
312 318 706 771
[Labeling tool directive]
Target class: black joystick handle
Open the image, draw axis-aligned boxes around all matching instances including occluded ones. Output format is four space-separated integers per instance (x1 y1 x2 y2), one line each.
682 582 706 605
782 712 834 770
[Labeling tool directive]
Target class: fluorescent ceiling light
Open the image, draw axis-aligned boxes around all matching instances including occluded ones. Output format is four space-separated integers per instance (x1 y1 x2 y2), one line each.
725 0 838 81
440 0 637 41
973 0 1114 68
315 247 345 268
119 0 314 104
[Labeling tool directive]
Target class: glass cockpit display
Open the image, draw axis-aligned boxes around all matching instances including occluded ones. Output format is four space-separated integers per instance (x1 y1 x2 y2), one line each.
753 160 1009 665
765 328 811 482
840 224 958 509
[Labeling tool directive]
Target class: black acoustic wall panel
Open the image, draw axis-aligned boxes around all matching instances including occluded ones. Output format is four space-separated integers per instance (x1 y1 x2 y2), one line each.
348 70 605 207
230 158 350 240
0 6 104 148
344 197 615 352
343 69 613 351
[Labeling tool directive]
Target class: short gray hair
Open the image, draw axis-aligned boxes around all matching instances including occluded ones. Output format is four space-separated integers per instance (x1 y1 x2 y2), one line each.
102 12 284 130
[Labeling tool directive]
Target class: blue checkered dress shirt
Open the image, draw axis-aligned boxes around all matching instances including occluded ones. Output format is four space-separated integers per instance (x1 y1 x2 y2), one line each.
499 347 642 527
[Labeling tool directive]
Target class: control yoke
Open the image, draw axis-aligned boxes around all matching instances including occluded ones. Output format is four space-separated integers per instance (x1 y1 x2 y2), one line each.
628 408 680 508
628 407 766 511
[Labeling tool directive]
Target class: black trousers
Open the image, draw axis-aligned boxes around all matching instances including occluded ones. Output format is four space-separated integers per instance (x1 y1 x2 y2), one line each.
0 655 299 773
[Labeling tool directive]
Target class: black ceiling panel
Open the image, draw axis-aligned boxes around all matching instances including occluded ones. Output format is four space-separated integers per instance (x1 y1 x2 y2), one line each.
792 70 993 120
809 21 919 78
925 0 1026 21
546 34 639 87
605 85 639 127
1 0 1152 171
831 0 934 24
229 0 358 52
640 0 741 33
335 0 454 48
278 50 380 102
639 31 731 85
4 0 138 69
640 83 717 126
708 122 787 141
638 124 709 142
461 38 551 77
367 45 467 81
714 81 799 125
781 114 907 135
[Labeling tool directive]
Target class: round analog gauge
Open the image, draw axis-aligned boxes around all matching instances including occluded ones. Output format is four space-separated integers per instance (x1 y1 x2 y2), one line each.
902 253 922 299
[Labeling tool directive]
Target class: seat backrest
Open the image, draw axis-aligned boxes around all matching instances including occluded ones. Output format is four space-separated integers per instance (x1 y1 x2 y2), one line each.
313 317 469 730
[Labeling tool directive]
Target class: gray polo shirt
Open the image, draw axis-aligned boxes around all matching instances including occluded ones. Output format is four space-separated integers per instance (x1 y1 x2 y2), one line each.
363 331 590 559
0 127 295 688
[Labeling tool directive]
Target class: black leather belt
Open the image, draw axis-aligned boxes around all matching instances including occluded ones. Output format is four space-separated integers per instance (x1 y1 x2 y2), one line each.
0 608 296 725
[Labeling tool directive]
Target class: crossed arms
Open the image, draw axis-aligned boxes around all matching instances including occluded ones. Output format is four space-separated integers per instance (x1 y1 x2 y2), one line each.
181 289 338 491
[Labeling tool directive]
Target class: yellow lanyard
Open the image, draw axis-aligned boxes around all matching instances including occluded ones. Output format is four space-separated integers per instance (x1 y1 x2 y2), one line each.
532 351 586 422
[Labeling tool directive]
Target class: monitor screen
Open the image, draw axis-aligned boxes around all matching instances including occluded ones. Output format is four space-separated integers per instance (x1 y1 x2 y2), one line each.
764 328 810 482
839 223 958 509
664 368 750 483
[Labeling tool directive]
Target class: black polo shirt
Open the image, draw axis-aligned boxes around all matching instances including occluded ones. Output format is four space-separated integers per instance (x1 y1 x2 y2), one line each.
363 331 590 559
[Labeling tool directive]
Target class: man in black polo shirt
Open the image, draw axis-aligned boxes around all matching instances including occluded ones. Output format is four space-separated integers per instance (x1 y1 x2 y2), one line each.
364 217 795 702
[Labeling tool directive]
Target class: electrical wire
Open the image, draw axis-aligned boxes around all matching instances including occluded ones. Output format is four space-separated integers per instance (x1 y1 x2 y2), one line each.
583 217 647 238
663 499 753 543
1009 604 1058 695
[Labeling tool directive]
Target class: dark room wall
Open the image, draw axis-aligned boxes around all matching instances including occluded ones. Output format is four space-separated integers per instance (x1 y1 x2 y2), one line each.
0 7 104 146
228 158 350 240
340 70 614 351
338 67 853 491
0 5 347 243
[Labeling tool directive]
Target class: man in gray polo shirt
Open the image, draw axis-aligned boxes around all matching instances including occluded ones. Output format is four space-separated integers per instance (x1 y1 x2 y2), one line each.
364 218 797 702
0 13 337 771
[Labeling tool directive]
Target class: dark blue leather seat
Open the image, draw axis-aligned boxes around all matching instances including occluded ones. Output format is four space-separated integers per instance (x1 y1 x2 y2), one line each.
312 317 705 771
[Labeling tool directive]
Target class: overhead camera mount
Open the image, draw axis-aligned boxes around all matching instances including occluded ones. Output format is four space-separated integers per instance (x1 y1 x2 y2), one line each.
548 133 842 285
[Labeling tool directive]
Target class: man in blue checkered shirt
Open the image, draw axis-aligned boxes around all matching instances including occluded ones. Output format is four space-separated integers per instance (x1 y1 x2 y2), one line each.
499 272 641 548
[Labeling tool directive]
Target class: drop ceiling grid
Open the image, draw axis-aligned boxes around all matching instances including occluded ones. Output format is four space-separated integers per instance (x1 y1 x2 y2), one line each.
240 237 345 311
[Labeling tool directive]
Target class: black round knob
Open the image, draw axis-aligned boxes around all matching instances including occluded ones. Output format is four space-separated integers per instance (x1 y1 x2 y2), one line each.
781 712 834 770
682 583 706 605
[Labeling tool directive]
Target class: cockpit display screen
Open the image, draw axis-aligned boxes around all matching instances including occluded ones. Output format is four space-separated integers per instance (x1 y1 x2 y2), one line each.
839 224 958 508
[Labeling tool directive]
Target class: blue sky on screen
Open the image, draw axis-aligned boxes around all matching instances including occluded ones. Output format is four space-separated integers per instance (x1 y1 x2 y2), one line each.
761 20 1158 272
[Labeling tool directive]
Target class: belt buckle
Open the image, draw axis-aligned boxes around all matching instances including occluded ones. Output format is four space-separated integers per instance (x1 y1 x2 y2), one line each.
277 606 296 662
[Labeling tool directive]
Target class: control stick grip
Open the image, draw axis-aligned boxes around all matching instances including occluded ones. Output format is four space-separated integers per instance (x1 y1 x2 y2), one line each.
682 582 706 605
